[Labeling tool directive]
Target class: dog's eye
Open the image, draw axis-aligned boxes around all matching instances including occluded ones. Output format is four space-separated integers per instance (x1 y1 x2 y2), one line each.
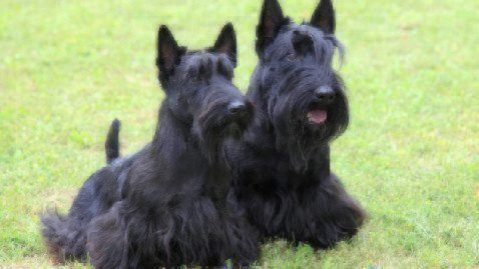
187 69 201 83
190 73 203 83
286 54 297 62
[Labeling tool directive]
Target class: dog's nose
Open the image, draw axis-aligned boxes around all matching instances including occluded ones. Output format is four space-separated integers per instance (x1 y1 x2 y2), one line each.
314 86 335 105
228 101 247 116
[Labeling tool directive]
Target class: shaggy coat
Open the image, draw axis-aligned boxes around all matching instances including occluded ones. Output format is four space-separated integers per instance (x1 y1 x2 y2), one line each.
41 24 259 268
227 0 366 249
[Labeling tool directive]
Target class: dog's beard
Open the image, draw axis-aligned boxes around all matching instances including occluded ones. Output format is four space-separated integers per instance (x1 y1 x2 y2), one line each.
272 92 349 173
194 102 252 164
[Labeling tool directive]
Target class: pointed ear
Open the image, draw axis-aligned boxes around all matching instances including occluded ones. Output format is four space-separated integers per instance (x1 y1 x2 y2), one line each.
156 25 184 84
213 23 237 67
256 0 285 55
310 0 336 34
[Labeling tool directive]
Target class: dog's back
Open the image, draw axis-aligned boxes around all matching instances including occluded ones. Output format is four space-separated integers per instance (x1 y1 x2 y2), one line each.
40 119 133 263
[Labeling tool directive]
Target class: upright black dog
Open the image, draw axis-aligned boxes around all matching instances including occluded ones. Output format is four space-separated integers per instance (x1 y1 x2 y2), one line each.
42 23 259 267
227 0 366 249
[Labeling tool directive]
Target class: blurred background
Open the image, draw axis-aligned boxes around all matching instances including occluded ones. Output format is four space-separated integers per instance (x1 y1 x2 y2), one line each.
1 0 478 267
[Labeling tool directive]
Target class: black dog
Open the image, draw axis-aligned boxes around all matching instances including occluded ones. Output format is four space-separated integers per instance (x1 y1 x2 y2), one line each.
226 0 366 249
42 24 259 267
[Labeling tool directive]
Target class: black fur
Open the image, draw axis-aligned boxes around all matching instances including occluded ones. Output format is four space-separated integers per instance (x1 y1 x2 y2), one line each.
41 23 259 267
227 0 366 249
105 119 121 164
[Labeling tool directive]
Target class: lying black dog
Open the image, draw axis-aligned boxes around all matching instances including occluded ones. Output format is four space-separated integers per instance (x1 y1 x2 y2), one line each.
226 0 366 249
42 23 259 268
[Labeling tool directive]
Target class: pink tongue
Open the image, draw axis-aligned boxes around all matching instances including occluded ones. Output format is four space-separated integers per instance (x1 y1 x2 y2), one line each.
307 110 327 124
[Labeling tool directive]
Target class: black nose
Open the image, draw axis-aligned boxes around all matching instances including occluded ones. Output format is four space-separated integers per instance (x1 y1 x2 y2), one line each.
314 86 336 105
228 101 247 116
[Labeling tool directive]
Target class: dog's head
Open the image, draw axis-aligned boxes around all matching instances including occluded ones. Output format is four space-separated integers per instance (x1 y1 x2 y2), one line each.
252 0 348 142
156 24 254 157
250 0 349 169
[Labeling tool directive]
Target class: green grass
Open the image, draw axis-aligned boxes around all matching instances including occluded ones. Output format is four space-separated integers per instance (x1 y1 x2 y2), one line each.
1 0 478 267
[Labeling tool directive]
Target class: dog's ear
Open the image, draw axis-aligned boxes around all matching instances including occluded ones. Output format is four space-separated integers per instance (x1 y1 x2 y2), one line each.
213 23 237 67
310 0 335 34
256 0 286 55
156 25 185 84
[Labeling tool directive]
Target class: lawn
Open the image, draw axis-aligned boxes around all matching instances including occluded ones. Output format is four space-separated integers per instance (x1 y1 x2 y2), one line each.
1 0 478 267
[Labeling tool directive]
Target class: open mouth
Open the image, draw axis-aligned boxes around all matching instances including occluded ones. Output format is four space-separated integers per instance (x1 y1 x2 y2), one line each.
307 109 328 125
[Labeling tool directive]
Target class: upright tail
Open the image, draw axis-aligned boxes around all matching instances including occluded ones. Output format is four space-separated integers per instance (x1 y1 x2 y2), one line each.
105 119 121 164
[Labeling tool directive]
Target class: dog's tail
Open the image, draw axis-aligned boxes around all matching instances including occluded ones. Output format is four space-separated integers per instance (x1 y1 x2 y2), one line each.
105 119 121 164
40 209 87 263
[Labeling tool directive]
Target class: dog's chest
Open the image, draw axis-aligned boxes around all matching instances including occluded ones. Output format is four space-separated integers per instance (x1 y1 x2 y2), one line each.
246 153 311 190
